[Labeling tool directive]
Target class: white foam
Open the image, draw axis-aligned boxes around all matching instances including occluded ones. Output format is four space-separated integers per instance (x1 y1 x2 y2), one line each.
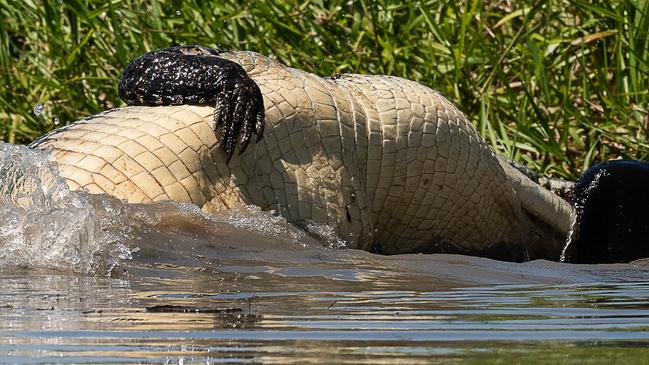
0 143 132 274
0 143 341 275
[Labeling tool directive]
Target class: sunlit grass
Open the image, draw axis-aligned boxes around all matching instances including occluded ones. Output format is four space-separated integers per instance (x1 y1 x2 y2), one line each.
0 0 647 178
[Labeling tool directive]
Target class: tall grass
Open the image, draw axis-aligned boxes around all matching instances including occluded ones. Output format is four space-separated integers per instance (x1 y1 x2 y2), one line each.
0 0 647 178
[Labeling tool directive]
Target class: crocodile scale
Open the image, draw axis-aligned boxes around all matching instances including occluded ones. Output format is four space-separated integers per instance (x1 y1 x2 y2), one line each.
30 48 573 261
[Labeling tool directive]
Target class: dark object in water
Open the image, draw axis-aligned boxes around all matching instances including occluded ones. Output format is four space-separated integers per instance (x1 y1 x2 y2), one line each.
566 160 649 264
145 305 242 313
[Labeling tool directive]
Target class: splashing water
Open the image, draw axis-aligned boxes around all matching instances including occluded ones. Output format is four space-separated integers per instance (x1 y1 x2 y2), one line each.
0 143 335 275
559 211 578 263
559 169 607 262
32 103 44 116
0 143 131 274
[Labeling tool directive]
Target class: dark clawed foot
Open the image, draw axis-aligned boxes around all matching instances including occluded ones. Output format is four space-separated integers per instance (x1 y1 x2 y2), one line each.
213 75 265 163
119 46 265 163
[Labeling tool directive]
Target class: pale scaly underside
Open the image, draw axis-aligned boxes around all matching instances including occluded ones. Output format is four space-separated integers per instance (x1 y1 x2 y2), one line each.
32 51 572 260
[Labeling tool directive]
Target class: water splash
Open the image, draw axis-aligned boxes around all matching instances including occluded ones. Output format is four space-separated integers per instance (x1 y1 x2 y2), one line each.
0 143 346 274
0 143 132 274
559 169 607 262
33 103 44 116
214 205 312 245
304 222 348 249
559 211 578 263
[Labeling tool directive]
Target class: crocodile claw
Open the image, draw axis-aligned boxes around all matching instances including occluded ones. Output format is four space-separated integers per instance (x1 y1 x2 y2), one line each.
119 46 265 162
212 72 264 162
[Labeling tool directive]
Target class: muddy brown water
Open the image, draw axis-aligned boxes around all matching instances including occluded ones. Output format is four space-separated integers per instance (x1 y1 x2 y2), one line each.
1 143 649 364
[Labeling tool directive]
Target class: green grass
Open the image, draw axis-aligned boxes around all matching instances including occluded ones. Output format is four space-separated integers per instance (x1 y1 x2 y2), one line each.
0 0 647 179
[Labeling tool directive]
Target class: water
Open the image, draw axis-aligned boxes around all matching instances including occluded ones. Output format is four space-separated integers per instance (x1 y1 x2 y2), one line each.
1 143 649 364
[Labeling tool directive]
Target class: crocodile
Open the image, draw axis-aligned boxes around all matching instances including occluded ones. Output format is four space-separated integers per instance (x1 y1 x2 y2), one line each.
30 46 578 262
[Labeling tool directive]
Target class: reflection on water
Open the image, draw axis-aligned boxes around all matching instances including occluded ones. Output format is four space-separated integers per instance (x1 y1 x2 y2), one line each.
3 270 649 364
1 143 649 363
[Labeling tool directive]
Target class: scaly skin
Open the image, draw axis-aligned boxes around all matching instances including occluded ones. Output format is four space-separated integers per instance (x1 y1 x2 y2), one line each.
30 51 573 261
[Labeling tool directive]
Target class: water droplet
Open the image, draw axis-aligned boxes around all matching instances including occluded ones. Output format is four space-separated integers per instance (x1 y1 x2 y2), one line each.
176 10 181 16
33 103 44 116
53 117 60 126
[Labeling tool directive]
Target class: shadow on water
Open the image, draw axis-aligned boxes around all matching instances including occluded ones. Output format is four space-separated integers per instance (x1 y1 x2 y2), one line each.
2 143 649 363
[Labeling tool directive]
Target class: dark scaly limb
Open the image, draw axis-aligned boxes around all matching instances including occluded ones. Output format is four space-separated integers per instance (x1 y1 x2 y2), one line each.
118 46 265 162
